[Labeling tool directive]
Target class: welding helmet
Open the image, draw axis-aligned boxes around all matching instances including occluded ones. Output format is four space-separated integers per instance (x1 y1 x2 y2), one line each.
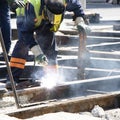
45 0 65 31
45 0 65 15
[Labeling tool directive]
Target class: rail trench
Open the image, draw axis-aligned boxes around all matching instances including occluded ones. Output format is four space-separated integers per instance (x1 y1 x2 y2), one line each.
0 9 120 119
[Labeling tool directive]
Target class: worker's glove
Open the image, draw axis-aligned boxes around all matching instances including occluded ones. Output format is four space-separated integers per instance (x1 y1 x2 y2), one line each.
31 45 48 65
77 23 91 34
83 15 89 25
75 17 91 34
13 0 25 7
8 0 25 12
7 0 25 7
35 54 48 65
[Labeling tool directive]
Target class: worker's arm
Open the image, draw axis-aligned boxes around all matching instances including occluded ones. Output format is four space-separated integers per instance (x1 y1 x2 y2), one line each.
66 0 91 33
7 0 25 7
75 17 91 34
66 0 85 20
7 0 25 12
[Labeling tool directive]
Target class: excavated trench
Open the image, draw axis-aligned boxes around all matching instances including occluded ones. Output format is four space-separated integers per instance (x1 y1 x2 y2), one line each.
0 75 120 119
1 30 120 119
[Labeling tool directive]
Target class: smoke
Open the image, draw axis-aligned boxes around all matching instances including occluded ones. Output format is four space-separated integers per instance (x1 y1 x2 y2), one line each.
30 67 44 80
30 66 65 89
40 73 61 89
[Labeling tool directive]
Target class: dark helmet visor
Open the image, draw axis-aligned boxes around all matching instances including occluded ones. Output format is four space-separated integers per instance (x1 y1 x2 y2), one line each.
46 0 65 14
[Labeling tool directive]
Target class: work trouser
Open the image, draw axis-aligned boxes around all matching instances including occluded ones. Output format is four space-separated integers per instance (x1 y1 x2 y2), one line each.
0 0 11 53
7 19 58 83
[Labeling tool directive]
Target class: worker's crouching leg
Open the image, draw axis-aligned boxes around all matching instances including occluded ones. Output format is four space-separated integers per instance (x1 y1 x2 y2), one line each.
6 41 40 90
6 57 26 90
6 66 40 90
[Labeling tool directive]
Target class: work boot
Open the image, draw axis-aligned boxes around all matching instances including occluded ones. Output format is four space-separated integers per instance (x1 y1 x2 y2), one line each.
16 80 41 89
6 80 40 90
6 81 17 90
0 82 8 97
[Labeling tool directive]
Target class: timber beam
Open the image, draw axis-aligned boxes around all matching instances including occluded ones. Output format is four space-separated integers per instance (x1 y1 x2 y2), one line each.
6 92 120 119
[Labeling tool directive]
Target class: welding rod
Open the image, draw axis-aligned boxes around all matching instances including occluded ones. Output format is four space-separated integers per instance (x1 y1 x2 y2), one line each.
0 28 20 108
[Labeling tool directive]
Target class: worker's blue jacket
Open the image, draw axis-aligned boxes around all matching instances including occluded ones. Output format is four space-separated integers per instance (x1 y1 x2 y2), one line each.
15 0 85 49
66 0 85 19
16 0 85 32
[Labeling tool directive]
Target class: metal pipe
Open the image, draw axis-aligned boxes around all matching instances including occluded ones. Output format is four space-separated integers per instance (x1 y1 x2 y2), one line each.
86 89 108 94
77 30 86 79
0 28 20 108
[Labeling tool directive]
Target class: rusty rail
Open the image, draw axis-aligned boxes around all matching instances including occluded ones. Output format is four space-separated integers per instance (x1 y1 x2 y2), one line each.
77 30 87 79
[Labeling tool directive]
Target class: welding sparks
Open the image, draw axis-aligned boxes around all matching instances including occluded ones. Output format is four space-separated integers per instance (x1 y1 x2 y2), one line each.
32 68 65 89
40 73 63 89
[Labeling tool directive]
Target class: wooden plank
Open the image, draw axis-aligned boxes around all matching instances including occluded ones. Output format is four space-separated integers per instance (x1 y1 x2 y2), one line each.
6 92 120 119
89 50 120 59
90 31 120 37
85 67 120 78
86 68 120 73
89 57 120 69
87 41 120 48
58 50 120 59
2 74 120 104
87 36 120 45
3 84 70 103
77 30 87 79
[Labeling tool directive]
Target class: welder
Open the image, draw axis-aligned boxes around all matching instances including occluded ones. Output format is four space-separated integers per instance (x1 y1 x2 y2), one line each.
6 0 90 89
